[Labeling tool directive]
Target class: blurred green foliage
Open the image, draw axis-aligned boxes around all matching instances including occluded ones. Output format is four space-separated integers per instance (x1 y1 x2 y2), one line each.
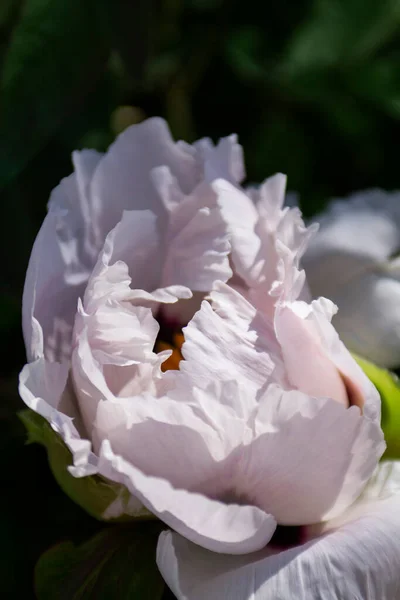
1 0 400 597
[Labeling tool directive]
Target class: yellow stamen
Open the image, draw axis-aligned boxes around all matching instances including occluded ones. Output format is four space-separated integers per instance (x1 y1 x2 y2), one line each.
156 334 184 372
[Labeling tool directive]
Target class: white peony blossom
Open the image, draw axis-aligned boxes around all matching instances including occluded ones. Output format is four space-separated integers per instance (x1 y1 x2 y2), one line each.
19 119 399 599
303 190 400 368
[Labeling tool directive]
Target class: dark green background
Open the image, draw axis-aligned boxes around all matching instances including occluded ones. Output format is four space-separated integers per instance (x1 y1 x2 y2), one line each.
2 0 400 597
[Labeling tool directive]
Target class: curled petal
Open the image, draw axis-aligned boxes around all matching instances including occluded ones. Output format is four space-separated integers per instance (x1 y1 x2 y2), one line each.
93 396 230 493
98 440 276 554
180 299 274 399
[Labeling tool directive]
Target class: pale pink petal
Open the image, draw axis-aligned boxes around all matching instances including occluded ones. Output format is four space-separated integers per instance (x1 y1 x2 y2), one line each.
288 297 382 422
274 304 349 405
213 179 262 287
193 134 245 184
83 209 161 304
70 149 105 259
165 376 382 524
72 296 168 434
71 211 184 431
150 168 232 321
248 385 384 523
209 281 288 386
253 173 287 227
167 379 254 438
152 168 232 291
323 460 400 532
98 439 276 554
93 396 230 494
89 118 201 241
22 150 104 362
180 299 274 398
215 174 316 319
158 494 400 599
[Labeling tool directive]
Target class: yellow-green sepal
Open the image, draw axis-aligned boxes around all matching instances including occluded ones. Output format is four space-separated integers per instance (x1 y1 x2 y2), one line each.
19 409 155 522
354 354 400 459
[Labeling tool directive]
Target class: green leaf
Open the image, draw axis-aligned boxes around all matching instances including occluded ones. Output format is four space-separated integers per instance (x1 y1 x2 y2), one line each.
0 0 110 188
19 409 154 522
354 355 400 459
35 522 165 600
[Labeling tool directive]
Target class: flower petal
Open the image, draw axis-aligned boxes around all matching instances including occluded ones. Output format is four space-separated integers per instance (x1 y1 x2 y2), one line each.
284 296 382 422
274 303 349 405
158 493 400 599
98 439 276 554
215 174 316 314
193 134 245 184
89 118 201 241
93 396 230 494
213 179 262 287
152 168 232 292
250 385 384 523
22 153 101 361
180 299 274 398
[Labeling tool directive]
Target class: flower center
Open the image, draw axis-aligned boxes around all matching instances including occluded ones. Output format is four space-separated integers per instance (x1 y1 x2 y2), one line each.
155 329 184 372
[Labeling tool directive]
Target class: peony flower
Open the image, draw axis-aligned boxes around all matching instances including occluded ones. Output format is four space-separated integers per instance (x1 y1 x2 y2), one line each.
19 118 396 598
303 190 400 368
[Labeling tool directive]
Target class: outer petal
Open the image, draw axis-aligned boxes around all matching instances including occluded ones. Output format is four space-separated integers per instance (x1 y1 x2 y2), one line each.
158 493 400 600
98 439 276 554
89 118 201 241
22 150 102 361
193 134 245 184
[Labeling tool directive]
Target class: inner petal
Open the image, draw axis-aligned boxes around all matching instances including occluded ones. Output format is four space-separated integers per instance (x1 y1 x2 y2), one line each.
276 306 349 407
